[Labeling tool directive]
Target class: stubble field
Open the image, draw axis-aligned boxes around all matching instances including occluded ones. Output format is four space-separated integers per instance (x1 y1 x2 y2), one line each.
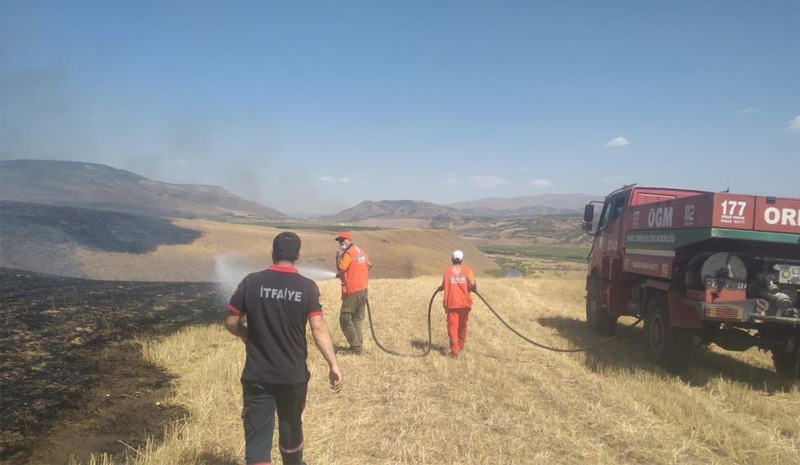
93 273 799 465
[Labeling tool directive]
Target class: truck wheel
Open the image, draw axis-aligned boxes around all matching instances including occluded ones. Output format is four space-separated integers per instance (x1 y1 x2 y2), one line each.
586 276 617 337
644 293 690 373
771 346 800 379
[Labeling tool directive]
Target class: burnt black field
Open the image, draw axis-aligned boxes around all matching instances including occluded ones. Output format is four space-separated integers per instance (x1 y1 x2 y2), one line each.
0 201 202 277
0 267 224 463
0 203 220 463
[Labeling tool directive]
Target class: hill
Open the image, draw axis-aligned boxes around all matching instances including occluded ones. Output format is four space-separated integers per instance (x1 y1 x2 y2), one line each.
325 200 464 229
0 202 500 281
71 221 501 282
323 197 597 244
0 201 202 277
448 193 602 216
453 214 591 245
0 159 285 218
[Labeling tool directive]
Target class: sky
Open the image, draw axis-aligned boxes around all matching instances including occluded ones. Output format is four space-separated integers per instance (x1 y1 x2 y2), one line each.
1 0 798 216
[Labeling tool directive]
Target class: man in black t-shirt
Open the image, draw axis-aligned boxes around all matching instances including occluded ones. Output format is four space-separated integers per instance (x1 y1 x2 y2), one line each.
225 231 342 465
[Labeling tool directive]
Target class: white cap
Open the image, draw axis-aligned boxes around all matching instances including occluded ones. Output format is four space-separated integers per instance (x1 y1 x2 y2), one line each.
452 250 464 261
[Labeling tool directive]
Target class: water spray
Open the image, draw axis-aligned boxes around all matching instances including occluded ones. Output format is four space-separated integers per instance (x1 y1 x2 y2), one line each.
214 255 254 301
214 255 338 301
296 265 338 281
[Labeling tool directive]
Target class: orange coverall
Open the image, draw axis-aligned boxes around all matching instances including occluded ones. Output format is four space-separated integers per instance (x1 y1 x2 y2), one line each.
442 264 476 356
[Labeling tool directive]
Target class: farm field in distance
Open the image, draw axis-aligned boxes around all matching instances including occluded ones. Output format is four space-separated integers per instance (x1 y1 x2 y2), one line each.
477 243 590 276
226 219 381 233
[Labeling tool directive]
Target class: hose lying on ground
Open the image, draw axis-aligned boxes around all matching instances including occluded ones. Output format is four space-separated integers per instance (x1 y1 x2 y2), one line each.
364 288 642 357
364 289 437 357
474 290 643 353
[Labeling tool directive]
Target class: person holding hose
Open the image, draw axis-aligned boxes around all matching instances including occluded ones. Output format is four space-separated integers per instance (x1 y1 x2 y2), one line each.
335 231 372 355
439 250 477 357
225 231 342 465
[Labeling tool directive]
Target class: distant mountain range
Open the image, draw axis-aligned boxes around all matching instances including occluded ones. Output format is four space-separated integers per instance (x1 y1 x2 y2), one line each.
325 194 601 224
0 159 602 228
447 193 602 217
0 160 285 218
326 200 463 222
322 195 601 244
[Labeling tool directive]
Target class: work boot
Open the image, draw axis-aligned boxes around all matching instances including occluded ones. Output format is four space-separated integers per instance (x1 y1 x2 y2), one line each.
352 346 363 355
280 448 304 464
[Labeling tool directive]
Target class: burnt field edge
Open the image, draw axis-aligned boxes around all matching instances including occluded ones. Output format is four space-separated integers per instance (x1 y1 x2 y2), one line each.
0 267 225 463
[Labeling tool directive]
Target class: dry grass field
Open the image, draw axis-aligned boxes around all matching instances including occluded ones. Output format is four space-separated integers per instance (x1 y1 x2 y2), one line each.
82 272 799 465
71 219 500 282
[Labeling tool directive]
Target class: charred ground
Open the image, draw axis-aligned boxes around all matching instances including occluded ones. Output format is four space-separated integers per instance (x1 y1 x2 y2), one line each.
0 268 224 464
0 201 202 277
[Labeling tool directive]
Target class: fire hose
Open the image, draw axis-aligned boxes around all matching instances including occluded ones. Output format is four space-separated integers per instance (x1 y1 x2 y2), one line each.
364 289 437 357
364 288 643 357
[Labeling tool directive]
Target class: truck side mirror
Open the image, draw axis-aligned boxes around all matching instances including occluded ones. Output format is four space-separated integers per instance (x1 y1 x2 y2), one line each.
583 204 594 222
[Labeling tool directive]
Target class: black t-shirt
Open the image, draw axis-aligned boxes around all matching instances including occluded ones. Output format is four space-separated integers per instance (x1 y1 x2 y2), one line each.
227 265 323 384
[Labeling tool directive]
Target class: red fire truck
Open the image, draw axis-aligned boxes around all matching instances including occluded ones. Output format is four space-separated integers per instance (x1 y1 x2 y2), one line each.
583 185 800 376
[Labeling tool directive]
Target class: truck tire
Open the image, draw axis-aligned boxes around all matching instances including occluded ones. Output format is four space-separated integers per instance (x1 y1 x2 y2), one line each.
586 276 617 337
771 346 800 379
644 293 690 373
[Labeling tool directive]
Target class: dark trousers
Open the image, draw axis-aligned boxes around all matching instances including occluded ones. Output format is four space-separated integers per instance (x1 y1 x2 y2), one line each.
242 380 308 465
340 289 367 349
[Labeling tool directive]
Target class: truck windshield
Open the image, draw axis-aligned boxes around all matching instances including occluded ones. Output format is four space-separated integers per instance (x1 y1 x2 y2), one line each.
598 193 629 230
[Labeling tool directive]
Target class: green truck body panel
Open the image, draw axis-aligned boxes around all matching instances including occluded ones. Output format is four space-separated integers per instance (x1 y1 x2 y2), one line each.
626 228 800 251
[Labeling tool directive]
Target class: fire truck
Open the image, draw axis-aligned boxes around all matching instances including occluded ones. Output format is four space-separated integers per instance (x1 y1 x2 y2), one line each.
583 185 800 376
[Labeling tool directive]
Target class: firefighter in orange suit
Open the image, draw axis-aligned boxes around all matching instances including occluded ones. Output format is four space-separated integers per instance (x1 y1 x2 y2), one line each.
439 250 476 357
335 231 372 355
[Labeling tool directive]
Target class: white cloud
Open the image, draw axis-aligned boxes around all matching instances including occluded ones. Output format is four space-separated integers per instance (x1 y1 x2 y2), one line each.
604 136 629 147
736 107 756 115
470 175 510 187
528 178 552 187
789 115 800 132
443 177 460 186
319 176 353 183
174 159 193 166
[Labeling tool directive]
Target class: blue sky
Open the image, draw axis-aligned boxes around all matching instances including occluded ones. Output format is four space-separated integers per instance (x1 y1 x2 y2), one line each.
1 0 798 216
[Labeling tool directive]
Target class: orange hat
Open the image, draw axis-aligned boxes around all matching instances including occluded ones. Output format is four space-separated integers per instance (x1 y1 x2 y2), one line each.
335 231 352 241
